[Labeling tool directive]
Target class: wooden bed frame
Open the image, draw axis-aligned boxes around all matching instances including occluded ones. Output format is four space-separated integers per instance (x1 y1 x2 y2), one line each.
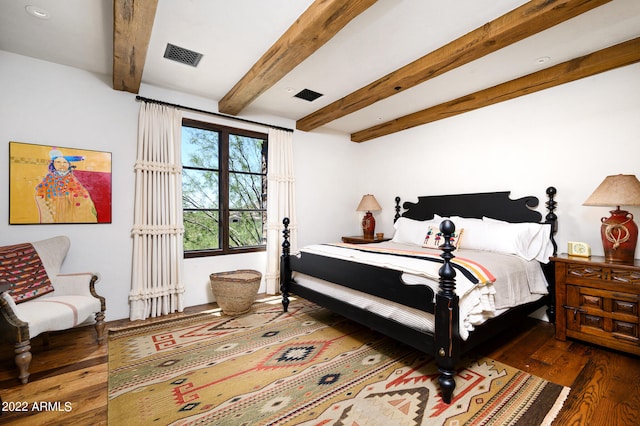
279 187 558 404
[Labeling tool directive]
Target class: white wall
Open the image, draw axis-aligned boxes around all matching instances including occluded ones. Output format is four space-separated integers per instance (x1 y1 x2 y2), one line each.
291 128 364 247
2 49 639 320
0 51 138 321
0 51 357 321
357 64 640 258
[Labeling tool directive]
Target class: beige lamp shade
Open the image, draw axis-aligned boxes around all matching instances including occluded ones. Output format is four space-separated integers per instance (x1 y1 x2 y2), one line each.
357 194 382 212
583 174 640 207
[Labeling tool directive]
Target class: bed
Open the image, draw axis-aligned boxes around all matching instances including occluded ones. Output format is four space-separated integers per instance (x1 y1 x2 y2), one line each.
279 187 558 404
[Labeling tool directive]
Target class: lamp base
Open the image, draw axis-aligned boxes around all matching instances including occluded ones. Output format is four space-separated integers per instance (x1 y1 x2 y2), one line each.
600 208 638 263
362 211 375 239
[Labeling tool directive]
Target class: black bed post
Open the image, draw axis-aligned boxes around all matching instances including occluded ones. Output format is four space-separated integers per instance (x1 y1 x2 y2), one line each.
280 218 291 312
394 196 401 222
545 186 558 256
435 219 460 404
544 186 558 323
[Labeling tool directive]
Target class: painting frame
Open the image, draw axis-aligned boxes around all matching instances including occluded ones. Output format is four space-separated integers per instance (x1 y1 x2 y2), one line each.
9 141 112 224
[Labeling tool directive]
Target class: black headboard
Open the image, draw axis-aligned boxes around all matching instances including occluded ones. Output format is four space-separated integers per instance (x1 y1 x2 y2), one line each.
394 186 558 255
395 189 554 223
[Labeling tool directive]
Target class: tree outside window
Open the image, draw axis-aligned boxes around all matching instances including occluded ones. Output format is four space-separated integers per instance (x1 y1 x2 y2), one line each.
182 119 267 257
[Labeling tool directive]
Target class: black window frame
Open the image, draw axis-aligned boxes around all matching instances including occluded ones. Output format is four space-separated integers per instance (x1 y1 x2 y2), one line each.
182 118 268 258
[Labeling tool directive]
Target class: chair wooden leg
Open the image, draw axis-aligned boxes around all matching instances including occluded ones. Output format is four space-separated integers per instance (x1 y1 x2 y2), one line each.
14 340 32 384
95 311 106 345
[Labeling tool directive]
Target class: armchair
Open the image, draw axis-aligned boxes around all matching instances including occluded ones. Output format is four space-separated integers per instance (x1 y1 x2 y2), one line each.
0 236 106 384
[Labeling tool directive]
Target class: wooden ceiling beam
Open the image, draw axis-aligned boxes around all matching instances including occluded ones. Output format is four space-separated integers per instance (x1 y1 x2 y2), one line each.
297 0 612 132
218 0 377 116
351 37 640 143
112 0 159 93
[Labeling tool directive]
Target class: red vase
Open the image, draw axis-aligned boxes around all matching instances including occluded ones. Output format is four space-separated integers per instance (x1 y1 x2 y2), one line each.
600 209 638 263
362 211 375 239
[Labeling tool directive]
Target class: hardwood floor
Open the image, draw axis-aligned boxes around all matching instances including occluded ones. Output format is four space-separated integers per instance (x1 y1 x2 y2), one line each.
475 318 640 425
1 302 639 425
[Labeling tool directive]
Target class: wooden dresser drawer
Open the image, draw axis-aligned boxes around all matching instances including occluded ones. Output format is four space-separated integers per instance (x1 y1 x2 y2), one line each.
565 284 639 343
553 254 640 356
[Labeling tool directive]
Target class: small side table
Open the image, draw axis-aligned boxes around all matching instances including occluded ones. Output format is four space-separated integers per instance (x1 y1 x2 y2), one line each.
341 236 391 244
552 254 640 356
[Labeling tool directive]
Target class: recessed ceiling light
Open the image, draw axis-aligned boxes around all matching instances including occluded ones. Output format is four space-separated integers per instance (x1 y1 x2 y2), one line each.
535 56 551 65
25 5 51 19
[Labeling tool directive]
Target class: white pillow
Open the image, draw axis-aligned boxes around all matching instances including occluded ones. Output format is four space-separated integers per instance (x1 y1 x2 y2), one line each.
394 215 553 262
391 216 440 246
445 216 487 249
481 217 554 262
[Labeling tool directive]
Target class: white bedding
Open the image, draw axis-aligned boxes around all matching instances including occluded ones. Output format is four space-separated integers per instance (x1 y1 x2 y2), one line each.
293 241 549 340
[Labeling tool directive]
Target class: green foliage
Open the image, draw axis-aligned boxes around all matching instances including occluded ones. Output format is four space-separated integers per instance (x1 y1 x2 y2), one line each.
184 210 219 250
182 126 266 252
229 211 264 248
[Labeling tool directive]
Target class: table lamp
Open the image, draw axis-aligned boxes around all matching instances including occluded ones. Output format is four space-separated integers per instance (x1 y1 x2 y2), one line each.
357 194 382 239
583 174 640 263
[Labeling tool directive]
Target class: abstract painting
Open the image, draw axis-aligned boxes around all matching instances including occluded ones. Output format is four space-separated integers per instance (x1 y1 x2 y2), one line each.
9 141 112 224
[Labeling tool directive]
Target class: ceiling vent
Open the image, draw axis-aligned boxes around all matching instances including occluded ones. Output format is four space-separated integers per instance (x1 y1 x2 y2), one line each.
294 88 323 102
163 43 203 67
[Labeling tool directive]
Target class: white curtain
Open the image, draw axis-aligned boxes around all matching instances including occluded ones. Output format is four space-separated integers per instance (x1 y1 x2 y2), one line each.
129 102 185 320
265 128 297 294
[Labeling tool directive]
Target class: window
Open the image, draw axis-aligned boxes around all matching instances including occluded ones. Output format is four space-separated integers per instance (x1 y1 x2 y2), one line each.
182 118 268 257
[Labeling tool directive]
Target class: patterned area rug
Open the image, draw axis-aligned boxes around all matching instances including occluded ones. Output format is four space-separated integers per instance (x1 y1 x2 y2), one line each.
108 298 569 425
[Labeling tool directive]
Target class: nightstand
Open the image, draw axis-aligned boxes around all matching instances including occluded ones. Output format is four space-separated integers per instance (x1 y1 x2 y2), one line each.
552 254 640 355
341 236 391 244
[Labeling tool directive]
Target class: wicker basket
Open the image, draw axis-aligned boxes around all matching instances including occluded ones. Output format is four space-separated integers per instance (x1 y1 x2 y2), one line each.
209 270 262 315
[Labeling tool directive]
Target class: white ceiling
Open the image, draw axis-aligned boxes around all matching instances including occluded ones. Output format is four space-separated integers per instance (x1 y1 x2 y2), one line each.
1 0 639 136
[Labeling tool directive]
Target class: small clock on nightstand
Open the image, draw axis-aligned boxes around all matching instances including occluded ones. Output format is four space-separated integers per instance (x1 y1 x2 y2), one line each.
567 241 591 257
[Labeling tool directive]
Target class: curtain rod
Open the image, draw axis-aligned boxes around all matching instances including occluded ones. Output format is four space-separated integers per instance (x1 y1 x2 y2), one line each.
135 95 294 133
